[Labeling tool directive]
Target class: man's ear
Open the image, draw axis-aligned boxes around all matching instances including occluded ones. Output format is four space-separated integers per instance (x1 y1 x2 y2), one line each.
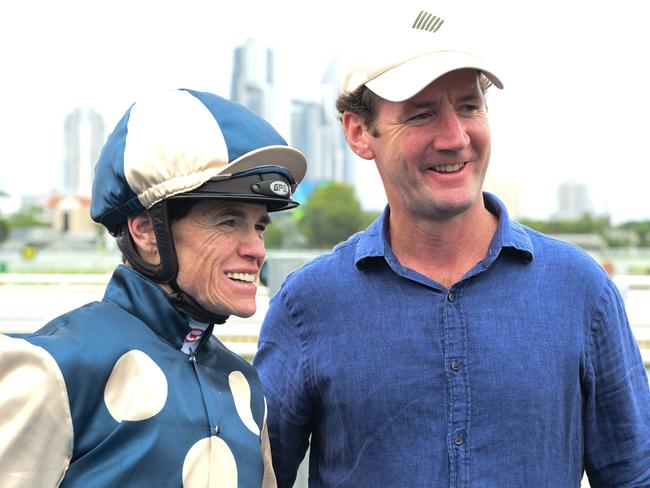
341 112 376 161
126 212 160 265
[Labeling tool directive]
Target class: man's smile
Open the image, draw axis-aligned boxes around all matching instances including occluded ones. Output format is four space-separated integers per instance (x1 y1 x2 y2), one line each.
429 161 467 174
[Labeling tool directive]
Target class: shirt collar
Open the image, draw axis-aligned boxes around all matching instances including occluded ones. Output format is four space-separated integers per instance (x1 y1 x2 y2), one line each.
104 265 209 350
484 192 534 264
354 205 388 267
355 192 534 269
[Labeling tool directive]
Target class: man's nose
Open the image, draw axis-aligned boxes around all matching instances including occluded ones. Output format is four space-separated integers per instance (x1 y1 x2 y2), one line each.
432 110 470 152
239 229 266 261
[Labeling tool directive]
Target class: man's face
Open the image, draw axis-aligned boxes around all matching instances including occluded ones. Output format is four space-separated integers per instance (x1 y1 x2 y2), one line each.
366 69 491 221
171 200 269 318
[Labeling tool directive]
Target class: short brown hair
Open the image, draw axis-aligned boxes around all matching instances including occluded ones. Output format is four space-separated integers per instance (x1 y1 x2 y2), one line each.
335 84 383 136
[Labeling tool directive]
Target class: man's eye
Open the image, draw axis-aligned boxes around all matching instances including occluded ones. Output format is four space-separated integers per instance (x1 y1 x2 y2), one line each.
409 111 433 121
220 219 236 227
460 104 480 113
255 224 267 234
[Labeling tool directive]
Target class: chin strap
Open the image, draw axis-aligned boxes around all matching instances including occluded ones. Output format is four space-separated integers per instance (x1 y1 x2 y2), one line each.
117 201 229 325
167 280 228 325
116 202 179 283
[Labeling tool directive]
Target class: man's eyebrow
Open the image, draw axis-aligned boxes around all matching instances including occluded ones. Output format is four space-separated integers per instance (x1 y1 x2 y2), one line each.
207 205 272 224
404 100 438 110
405 92 483 109
209 207 247 219
458 93 483 103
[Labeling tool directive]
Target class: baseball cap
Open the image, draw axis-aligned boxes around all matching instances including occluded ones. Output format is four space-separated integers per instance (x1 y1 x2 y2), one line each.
91 88 307 234
340 6 504 102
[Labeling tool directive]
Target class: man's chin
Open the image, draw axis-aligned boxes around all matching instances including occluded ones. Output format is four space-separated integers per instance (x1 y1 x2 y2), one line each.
424 192 482 220
219 303 257 319
230 309 256 319
200 297 257 320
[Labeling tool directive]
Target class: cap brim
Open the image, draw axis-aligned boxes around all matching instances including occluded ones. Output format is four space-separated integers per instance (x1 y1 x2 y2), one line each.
215 145 307 184
170 191 300 212
365 50 503 102
170 165 302 212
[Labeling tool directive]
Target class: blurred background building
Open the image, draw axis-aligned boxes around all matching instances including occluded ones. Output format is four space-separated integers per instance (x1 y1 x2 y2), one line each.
554 181 593 221
63 108 105 197
230 39 275 124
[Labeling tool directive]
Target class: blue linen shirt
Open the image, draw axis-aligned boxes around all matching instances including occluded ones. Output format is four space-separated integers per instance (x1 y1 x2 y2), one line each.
255 193 650 487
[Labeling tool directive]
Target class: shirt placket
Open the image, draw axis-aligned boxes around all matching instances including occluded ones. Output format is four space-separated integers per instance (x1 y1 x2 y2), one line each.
187 328 224 451
443 286 470 488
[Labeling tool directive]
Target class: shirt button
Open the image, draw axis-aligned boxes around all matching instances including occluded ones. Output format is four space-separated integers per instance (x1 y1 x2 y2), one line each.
454 434 464 445
447 293 455 302
451 361 461 372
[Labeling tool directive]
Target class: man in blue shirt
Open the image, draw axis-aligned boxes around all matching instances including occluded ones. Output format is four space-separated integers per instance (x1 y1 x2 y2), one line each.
254 7 650 487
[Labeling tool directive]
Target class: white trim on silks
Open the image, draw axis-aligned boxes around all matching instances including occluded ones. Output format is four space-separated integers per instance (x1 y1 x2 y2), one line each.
0 335 73 487
124 89 230 209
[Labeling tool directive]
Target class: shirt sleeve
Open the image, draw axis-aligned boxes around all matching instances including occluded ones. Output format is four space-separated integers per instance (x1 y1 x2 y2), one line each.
0 335 74 487
583 280 650 486
254 288 312 488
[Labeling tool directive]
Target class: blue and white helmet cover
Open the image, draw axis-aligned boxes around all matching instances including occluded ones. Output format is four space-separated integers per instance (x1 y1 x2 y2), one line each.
91 88 306 234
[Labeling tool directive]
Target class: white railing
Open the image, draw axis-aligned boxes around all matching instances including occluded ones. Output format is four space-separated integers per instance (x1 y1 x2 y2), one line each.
0 273 112 285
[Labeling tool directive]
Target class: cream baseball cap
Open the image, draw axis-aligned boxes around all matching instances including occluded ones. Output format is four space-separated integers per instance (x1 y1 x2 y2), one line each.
340 7 504 102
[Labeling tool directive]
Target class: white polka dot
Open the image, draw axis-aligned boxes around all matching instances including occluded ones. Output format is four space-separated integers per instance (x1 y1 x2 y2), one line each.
228 370 260 435
182 436 238 488
103 349 168 422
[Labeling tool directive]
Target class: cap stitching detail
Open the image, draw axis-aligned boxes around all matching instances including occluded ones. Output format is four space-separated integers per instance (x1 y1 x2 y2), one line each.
412 11 444 33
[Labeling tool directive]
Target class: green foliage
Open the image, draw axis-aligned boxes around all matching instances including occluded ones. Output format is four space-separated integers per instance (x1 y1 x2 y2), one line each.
298 182 378 248
263 213 305 249
620 221 650 247
0 189 9 243
6 205 48 229
521 214 650 249
520 214 610 234
263 222 283 248
0 218 8 243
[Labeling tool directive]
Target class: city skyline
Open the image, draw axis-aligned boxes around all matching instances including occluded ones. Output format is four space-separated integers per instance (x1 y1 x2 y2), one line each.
1 0 649 224
230 38 354 190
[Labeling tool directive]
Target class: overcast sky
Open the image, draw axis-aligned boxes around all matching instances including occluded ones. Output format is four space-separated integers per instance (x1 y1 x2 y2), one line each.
1 0 648 223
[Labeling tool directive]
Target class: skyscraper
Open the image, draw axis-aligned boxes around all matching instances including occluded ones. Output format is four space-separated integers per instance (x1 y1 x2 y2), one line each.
318 61 355 186
289 61 354 187
555 181 593 220
230 38 275 123
290 100 325 181
63 108 104 196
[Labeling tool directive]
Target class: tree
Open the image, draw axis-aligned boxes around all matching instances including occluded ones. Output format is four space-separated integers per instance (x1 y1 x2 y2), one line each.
264 212 306 249
520 214 610 235
0 190 8 243
620 221 650 247
6 205 48 229
298 182 378 248
0 218 8 244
